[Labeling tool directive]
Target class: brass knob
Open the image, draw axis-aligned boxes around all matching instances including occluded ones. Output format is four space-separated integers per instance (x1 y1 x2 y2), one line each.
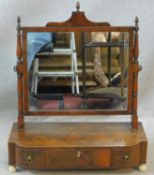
27 156 33 164
77 151 81 158
124 154 129 161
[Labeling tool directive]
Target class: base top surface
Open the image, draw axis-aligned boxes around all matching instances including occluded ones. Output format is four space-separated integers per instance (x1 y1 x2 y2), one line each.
9 122 147 148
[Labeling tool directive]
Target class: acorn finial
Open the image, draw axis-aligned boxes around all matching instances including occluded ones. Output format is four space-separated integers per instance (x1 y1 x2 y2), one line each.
76 1 80 11
17 16 21 25
135 16 139 31
17 16 21 34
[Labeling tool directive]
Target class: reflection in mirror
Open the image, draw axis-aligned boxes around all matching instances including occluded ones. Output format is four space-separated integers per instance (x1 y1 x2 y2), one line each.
27 32 129 111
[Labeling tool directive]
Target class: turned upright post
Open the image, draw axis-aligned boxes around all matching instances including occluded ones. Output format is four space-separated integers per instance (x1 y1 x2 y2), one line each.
132 17 139 129
16 16 24 129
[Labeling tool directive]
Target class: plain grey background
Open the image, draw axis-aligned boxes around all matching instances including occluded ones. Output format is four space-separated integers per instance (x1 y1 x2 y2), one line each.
0 0 154 174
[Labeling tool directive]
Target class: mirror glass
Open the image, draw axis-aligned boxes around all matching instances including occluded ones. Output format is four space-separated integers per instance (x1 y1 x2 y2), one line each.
27 31 129 111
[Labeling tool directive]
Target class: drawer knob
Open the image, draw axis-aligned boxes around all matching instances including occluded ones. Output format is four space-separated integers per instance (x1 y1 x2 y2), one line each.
77 151 81 158
27 156 33 164
124 154 129 161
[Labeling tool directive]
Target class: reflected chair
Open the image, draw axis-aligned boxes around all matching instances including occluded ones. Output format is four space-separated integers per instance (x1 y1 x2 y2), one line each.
31 32 80 95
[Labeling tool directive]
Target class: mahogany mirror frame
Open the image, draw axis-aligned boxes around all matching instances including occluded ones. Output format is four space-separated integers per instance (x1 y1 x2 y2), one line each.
15 6 140 129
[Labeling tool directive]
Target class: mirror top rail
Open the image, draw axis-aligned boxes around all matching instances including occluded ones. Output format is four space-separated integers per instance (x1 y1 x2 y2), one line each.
21 27 135 33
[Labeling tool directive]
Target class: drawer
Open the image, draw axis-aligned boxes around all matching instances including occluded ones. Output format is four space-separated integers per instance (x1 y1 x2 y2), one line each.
46 148 110 170
16 147 45 170
111 145 140 168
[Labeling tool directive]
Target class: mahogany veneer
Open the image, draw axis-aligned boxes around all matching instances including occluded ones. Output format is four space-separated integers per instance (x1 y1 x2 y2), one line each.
8 122 147 170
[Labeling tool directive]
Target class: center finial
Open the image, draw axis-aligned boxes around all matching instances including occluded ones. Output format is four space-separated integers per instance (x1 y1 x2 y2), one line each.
76 1 80 11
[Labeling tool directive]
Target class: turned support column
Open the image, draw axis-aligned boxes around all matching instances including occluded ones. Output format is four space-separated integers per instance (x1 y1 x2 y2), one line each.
15 16 24 129
132 17 140 129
